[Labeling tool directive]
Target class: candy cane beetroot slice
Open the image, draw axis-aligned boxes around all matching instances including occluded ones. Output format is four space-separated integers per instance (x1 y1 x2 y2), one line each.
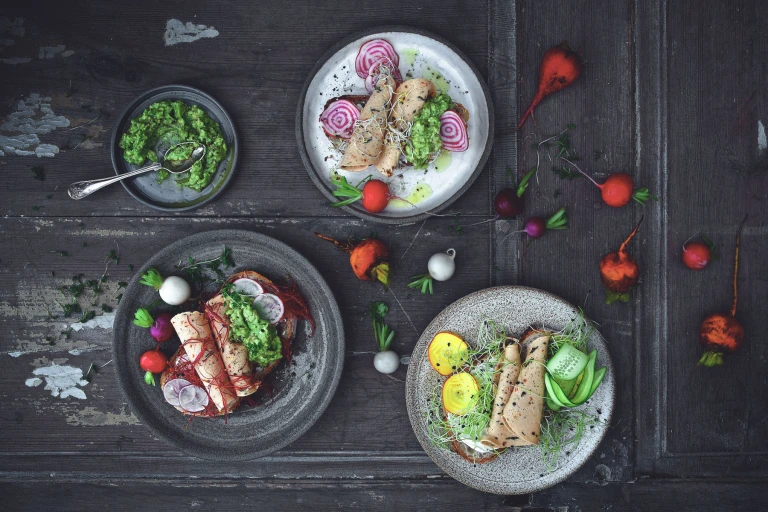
364 56 403 93
355 39 399 78
163 378 192 407
439 110 469 152
178 384 209 413
320 99 360 139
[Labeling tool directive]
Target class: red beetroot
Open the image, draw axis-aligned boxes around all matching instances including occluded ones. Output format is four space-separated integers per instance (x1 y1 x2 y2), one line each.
494 188 525 218
517 41 583 130
682 242 711 270
316 234 391 287
600 217 643 304
698 216 748 367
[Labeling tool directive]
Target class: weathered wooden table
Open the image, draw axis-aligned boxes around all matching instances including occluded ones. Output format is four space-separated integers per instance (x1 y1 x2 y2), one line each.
1 1 766 510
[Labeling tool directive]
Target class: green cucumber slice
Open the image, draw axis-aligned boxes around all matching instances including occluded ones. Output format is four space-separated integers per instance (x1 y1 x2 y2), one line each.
588 367 607 396
546 344 589 380
567 370 584 399
545 373 575 408
546 397 562 412
570 350 597 405
555 375 577 397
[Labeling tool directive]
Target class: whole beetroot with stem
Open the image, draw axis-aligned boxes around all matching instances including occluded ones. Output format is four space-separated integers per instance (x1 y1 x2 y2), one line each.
560 158 657 208
698 216 748 367
600 216 643 304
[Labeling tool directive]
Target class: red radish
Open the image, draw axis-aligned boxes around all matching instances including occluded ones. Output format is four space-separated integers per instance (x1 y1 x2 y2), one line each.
149 312 174 343
698 216 748 367
561 158 657 208
510 208 568 239
360 179 390 213
517 41 583 130
140 350 168 386
494 188 525 218
600 217 643 304
320 99 360 139
439 111 469 152
355 39 399 78
682 242 711 270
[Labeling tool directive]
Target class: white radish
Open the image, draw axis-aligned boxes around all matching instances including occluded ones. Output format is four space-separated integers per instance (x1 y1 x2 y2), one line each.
427 248 456 281
252 293 284 324
231 278 264 297
140 269 191 305
374 351 400 374
163 378 192 407
178 384 209 412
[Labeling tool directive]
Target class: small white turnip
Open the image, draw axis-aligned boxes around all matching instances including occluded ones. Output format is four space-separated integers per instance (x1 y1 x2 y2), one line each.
374 351 400 374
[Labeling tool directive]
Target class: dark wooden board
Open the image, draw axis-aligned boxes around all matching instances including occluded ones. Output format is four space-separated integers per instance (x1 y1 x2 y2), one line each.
1 0 768 508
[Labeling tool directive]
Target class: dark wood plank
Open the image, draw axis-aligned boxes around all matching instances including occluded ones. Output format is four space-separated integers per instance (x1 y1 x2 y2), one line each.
0 216 488 464
0 0 490 218
636 0 768 478
3 478 767 511
509 0 636 484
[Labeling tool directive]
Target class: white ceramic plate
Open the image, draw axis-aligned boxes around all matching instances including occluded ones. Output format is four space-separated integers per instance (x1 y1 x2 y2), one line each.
297 26 494 224
405 286 615 494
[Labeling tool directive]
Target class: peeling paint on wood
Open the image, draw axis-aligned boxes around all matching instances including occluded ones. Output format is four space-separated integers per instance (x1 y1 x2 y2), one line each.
163 19 219 47
26 364 89 399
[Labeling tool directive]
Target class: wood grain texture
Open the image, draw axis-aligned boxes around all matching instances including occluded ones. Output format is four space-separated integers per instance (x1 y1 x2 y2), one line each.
0 0 490 218
1 0 768 508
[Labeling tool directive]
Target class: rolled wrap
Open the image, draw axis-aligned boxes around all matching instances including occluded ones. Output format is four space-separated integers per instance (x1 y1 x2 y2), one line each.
171 311 239 412
340 74 395 172
481 343 533 449
374 78 436 176
205 295 260 397
502 331 550 445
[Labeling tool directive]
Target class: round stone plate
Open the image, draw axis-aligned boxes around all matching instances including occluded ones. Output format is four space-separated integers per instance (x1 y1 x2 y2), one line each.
405 286 615 494
113 230 344 461
110 85 239 212
296 26 494 224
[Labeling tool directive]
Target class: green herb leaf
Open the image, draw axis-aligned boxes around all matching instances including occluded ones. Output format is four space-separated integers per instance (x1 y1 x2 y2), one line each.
516 166 537 198
369 301 389 322
105 249 119 265
101 304 113 313
408 274 434 295
31 166 45 181
632 187 659 206
545 208 569 230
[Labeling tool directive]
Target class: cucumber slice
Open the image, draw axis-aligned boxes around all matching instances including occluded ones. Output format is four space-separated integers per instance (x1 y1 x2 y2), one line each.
546 397 562 412
570 350 597 405
545 373 576 408
546 344 589 380
588 367 607 396
567 370 584 399
555 375 577 397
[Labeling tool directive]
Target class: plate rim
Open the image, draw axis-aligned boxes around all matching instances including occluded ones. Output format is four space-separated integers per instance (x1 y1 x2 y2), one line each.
110 84 240 212
112 229 345 461
405 285 616 494
295 25 495 225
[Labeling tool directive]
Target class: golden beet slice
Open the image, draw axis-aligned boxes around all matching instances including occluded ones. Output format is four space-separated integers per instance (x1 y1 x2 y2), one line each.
428 332 469 376
442 372 479 415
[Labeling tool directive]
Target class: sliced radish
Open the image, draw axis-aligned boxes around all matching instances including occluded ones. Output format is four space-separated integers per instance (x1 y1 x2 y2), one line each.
320 99 360 139
231 278 264 297
179 384 209 412
163 378 192 407
355 39 399 78
252 293 284 324
439 111 469 152
364 56 402 93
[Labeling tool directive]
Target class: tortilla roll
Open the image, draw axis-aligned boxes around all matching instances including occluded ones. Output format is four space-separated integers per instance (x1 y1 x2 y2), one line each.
481 343 533 449
373 79 436 177
171 311 239 412
502 331 550 445
340 74 395 172
205 295 260 397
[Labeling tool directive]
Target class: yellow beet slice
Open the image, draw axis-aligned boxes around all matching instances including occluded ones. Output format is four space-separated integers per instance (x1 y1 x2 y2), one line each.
442 372 479 415
428 332 469 376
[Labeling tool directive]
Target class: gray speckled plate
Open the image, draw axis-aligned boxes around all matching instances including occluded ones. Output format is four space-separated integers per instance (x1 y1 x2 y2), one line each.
113 230 344 461
297 26 494 224
405 286 615 495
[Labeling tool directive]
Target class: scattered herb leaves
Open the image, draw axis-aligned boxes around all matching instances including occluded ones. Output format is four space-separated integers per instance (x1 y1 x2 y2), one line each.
31 166 45 181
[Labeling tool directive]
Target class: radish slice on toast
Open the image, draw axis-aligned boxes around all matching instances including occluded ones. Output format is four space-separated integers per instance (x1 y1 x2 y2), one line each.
163 378 192 407
252 293 284 324
231 278 264 297
179 384 209 412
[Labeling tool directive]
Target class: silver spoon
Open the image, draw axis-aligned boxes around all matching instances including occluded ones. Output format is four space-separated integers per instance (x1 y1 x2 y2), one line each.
68 142 206 200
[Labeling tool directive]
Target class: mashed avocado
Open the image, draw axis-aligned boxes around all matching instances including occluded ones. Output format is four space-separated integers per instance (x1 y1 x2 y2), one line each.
119 100 227 191
404 93 453 170
225 298 283 368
